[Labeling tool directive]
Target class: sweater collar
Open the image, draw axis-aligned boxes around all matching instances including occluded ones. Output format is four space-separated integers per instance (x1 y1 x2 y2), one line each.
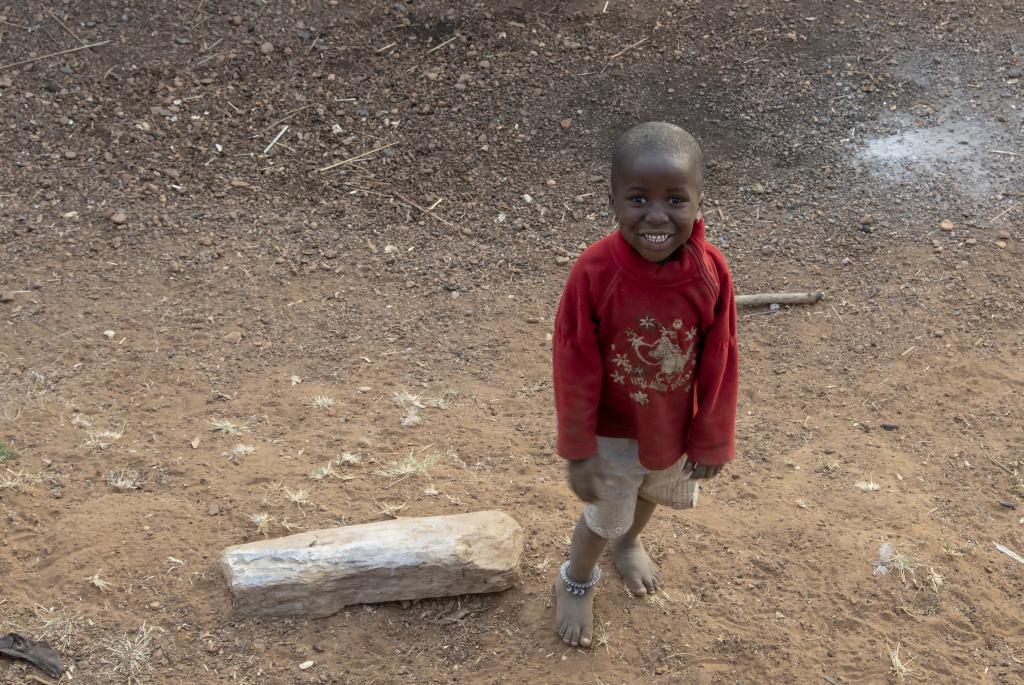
611 215 707 284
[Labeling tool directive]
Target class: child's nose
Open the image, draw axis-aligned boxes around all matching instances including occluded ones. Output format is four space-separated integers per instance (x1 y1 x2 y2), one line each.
645 204 669 224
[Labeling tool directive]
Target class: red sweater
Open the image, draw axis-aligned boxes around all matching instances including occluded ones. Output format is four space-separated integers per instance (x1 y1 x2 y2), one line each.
553 218 738 470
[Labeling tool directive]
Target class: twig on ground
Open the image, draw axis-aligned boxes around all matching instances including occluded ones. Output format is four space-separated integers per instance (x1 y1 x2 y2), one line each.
425 35 458 54
317 142 398 172
988 202 1020 226
0 40 112 71
736 291 824 307
42 5 89 47
986 455 1017 477
608 36 648 60
995 543 1024 565
390 191 457 228
263 125 289 154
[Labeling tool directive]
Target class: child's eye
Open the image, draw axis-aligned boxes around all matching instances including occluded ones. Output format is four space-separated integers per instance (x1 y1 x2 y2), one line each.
629 195 647 205
669 197 688 205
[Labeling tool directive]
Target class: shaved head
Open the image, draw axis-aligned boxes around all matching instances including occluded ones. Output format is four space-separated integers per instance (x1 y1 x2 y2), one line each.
611 122 704 190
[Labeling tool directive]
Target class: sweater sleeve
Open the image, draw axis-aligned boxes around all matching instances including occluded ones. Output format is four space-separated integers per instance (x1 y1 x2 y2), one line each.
552 265 604 460
685 256 739 465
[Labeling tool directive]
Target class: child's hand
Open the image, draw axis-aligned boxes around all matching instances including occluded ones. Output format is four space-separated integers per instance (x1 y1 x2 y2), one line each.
682 460 723 479
566 457 603 502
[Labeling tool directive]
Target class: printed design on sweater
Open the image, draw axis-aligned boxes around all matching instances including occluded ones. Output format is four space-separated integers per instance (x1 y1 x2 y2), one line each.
609 316 697 406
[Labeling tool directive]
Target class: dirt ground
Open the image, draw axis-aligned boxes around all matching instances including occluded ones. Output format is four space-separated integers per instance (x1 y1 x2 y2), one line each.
1 1 1023 683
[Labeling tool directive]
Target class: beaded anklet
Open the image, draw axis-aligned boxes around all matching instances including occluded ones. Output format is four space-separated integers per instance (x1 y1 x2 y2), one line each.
559 561 601 596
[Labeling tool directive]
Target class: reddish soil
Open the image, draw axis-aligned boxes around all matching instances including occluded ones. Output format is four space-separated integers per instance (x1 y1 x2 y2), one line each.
1 1 1023 683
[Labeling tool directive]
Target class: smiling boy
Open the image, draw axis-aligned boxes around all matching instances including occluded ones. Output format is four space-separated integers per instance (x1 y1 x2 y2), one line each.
552 122 739 647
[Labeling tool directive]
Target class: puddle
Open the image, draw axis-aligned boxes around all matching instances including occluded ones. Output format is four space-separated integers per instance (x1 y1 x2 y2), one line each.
854 116 1014 201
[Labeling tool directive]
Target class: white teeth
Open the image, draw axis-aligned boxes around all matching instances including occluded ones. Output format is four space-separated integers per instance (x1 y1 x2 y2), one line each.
642 234 670 244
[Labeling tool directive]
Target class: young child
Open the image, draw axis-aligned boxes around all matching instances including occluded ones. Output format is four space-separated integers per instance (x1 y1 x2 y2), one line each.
552 121 738 647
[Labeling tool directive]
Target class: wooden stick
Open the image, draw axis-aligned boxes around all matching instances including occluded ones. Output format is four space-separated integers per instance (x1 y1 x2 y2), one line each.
263 125 288 154
43 4 88 47
423 35 456 54
608 36 648 60
317 142 398 172
987 454 1017 477
736 291 823 307
0 39 111 71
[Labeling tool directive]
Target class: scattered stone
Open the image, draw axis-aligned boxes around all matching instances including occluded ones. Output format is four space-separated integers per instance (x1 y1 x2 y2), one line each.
198 236 213 246
881 424 898 431
384 244 399 255
299 661 314 670
460 226 473 236
555 255 571 266
0 292 16 303
223 331 243 345
525 317 540 324
208 505 220 516
940 219 955 232
0 75 12 88
64 150 77 160
219 510 524 617
230 15 243 25
260 41 275 55
103 330 115 339
560 118 572 129
995 240 1007 249
760 245 775 256
110 210 127 225
522 194 533 204
965 238 977 246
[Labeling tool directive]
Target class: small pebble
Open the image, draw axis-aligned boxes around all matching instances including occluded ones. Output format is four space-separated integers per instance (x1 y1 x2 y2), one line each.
223 331 242 345
940 219 955 231
560 118 572 129
555 255 570 266
110 211 127 225
230 14 242 25
760 245 775 256
299 660 314 671
260 41 275 55
995 240 1007 249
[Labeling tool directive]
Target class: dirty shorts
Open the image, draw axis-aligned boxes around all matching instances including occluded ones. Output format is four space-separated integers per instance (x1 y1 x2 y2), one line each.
583 436 699 539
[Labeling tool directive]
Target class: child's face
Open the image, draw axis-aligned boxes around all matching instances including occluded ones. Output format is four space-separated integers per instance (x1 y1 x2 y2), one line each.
610 153 702 263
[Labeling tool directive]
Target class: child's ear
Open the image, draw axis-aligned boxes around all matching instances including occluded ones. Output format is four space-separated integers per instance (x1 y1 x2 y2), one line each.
608 187 615 218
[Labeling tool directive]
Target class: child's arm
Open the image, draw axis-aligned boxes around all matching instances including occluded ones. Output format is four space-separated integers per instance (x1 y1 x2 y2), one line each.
684 256 739 477
553 266 604 486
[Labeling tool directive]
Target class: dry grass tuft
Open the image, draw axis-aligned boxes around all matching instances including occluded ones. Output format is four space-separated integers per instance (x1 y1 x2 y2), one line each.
339 451 362 465
854 479 881 492
0 469 32 490
249 512 273 536
32 605 89 652
224 443 255 462
106 468 143 491
817 457 841 475
104 624 159 684
87 429 123 449
308 461 336 481
890 552 918 584
209 418 243 435
375 449 441 480
309 395 335 410
887 642 919 681
87 571 115 592
925 567 944 593
284 487 311 510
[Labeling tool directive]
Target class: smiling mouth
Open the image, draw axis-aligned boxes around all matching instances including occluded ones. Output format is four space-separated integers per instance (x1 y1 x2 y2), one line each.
639 233 673 247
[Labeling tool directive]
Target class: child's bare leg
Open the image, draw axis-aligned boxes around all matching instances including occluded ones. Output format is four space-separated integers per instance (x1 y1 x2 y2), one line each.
554 514 607 647
611 496 661 596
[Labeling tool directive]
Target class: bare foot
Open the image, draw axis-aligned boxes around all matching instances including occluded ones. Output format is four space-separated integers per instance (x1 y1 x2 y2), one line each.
612 538 661 596
554 580 594 647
